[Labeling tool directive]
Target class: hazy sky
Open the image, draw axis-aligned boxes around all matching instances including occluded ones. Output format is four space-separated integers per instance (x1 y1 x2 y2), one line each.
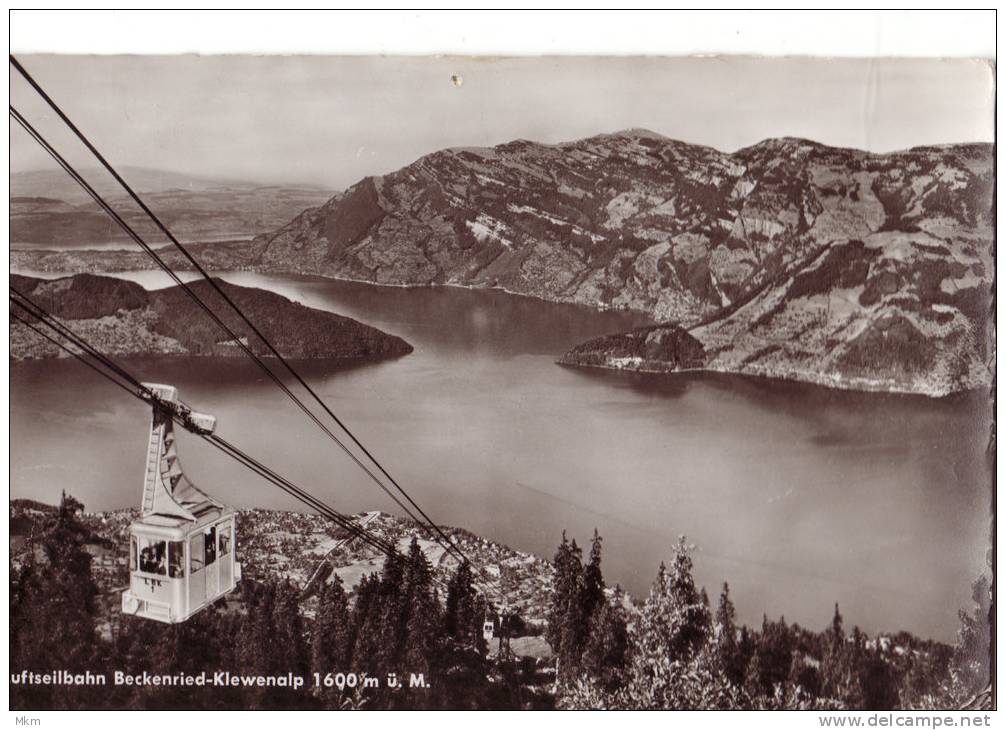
10 54 995 190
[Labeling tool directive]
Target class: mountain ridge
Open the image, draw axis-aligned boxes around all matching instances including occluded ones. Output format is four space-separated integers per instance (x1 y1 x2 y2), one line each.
11 131 993 395
241 131 991 396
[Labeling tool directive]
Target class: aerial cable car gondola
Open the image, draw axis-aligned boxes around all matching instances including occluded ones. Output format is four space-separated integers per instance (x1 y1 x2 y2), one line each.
121 384 241 623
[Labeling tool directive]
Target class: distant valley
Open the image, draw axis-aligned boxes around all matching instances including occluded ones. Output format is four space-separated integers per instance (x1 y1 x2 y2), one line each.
10 166 333 247
10 132 994 396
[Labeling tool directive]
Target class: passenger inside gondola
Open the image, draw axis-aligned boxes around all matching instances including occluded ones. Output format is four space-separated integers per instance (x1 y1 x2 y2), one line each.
139 539 166 575
205 526 217 565
168 541 185 578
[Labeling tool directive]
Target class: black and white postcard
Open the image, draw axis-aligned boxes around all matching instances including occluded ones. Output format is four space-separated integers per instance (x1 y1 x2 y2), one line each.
8 11 996 716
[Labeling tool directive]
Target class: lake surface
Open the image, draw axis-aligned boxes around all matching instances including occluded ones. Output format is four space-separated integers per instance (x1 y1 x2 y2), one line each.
10 270 993 641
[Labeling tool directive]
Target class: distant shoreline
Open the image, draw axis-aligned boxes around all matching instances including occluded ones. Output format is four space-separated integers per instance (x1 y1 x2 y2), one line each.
9 251 991 399
9 248 655 317
554 357 983 400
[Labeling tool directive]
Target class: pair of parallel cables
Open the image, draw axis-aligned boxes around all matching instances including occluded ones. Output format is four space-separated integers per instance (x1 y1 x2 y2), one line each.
9 55 503 599
11 289 424 583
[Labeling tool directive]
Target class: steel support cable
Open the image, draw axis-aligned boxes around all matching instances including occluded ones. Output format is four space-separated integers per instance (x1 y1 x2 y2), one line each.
10 54 468 568
205 434 399 554
10 297 393 557
13 290 496 600
201 435 454 594
205 429 491 598
10 303 435 581
11 310 148 399
15 291 498 599
8 94 468 568
199 437 435 578
9 301 462 595
8 107 464 564
11 297 465 599
11 291 149 390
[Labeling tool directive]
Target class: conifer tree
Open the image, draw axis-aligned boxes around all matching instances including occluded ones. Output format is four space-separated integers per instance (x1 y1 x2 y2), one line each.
10 493 100 709
580 530 606 630
822 602 848 699
349 573 385 676
312 576 353 698
546 532 578 654
403 538 432 614
664 537 711 661
715 582 744 686
402 586 442 709
750 615 794 698
444 560 481 649
140 607 228 709
743 642 766 700
346 554 403 683
236 581 278 708
844 626 868 708
581 586 629 692
438 561 490 709
274 579 310 680
376 551 408 670
401 539 441 680
618 539 729 709
556 538 586 679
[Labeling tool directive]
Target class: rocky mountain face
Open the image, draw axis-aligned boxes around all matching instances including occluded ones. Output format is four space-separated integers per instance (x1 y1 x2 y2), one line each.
247 130 993 396
10 273 413 362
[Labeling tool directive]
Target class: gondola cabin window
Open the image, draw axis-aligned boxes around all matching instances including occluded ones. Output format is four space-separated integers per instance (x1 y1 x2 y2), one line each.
205 526 217 566
168 541 185 578
219 526 232 557
190 532 205 573
137 536 167 575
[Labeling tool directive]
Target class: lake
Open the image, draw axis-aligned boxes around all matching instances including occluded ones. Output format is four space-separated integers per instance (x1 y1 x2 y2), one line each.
9 270 993 641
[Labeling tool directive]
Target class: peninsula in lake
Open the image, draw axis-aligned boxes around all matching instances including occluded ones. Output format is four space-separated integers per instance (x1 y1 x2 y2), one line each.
12 131 993 396
10 273 413 362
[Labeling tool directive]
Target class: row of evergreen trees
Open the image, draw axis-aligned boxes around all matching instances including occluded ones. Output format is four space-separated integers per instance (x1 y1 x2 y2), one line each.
10 495 534 710
9 495 990 710
548 532 991 710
